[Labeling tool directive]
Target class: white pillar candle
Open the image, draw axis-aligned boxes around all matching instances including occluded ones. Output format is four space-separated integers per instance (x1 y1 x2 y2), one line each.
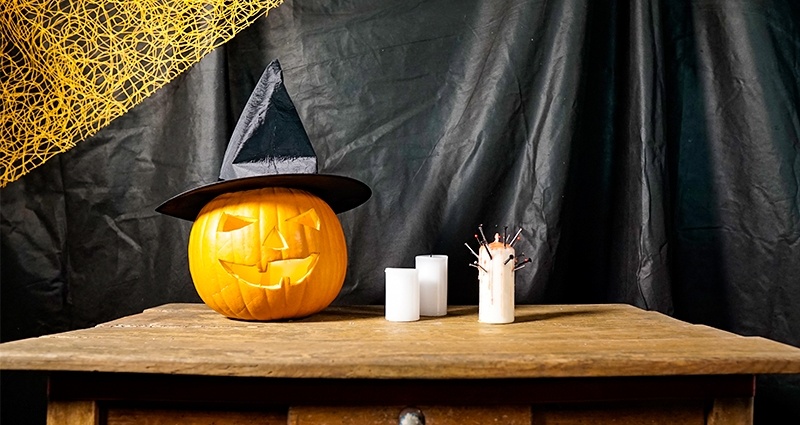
415 255 448 316
478 234 515 324
384 268 420 322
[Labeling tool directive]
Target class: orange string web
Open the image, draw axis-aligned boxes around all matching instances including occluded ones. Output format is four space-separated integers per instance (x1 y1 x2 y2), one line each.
1 0 283 187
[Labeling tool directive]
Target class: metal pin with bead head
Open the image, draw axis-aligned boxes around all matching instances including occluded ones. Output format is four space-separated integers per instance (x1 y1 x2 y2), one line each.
464 242 479 259
508 227 523 247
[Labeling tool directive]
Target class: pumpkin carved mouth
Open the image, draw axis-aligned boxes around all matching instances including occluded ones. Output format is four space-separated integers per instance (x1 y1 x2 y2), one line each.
219 253 320 289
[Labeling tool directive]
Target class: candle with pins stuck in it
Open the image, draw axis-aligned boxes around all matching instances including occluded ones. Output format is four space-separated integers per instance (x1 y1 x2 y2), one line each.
467 225 530 324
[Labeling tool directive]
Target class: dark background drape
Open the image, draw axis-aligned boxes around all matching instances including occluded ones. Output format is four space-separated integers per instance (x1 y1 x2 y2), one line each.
2 0 799 423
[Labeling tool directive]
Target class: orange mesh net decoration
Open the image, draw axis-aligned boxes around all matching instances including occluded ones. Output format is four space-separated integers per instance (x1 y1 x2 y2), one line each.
0 0 283 187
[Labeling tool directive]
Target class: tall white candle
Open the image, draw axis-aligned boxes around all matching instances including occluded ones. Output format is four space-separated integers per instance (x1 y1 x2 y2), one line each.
415 255 448 316
384 268 420 322
478 234 515 324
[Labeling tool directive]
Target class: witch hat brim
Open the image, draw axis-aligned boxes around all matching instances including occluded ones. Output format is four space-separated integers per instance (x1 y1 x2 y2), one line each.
155 174 371 221
155 59 371 222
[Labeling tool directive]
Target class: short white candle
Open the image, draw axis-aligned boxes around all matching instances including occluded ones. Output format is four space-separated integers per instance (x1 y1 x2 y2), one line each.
384 268 420 322
415 255 448 317
478 234 515 324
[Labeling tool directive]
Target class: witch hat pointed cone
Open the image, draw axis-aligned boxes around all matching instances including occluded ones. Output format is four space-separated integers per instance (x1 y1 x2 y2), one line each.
156 59 371 221
220 60 317 180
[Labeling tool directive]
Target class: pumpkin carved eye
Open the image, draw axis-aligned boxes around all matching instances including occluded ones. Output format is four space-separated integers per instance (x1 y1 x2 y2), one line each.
218 213 256 232
286 208 320 230
263 208 320 250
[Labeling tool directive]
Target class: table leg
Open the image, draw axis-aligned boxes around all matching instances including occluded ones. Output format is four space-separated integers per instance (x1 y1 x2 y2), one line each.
47 400 99 425
706 397 754 425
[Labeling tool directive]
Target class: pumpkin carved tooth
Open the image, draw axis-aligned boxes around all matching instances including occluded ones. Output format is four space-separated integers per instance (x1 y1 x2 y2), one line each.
217 253 320 289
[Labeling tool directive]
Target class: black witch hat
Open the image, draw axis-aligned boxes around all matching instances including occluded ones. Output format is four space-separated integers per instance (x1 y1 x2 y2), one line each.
156 60 371 221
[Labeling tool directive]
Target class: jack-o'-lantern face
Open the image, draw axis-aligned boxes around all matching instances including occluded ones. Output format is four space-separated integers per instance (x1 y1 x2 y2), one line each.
188 187 347 321
215 207 321 289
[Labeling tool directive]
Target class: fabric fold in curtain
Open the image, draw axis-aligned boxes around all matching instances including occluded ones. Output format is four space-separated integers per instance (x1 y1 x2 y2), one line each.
2 0 798 423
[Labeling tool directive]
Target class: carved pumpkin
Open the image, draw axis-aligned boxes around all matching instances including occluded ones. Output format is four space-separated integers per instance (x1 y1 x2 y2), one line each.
188 187 347 321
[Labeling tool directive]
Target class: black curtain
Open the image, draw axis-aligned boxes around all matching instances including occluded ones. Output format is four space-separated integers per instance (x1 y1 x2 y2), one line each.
2 0 799 423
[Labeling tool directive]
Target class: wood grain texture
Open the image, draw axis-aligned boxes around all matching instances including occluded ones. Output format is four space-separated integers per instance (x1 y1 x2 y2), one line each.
46 400 98 425
288 405 531 425
3 304 800 379
707 397 754 425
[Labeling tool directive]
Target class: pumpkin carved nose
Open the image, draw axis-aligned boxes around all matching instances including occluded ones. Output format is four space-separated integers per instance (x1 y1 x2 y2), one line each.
264 227 289 251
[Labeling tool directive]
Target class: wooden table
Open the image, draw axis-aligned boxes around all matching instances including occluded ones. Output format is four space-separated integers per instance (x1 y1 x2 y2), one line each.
2 303 800 425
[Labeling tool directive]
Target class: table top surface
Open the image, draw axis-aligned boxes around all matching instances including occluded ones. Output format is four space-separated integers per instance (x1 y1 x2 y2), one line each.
2 303 800 379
